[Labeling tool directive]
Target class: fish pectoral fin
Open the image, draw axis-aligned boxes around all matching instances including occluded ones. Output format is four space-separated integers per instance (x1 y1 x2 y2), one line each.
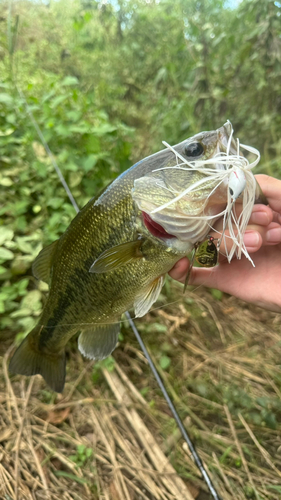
134 275 164 318
89 239 144 274
78 322 120 360
32 240 59 284
9 332 66 393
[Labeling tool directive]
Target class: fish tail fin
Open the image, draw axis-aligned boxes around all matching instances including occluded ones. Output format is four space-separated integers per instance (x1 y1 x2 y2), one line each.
9 330 66 393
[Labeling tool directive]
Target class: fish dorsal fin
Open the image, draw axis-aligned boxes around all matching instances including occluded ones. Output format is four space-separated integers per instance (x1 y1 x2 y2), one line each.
89 239 144 274
32 240 58 284
78 322 120 360
134 275 164 318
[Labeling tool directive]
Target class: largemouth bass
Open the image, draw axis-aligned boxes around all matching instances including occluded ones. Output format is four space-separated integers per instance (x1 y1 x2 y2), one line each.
9 122 266 391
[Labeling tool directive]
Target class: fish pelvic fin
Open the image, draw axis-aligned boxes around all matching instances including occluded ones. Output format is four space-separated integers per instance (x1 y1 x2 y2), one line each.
78 322 120 360
134 275 164 317
9 330 66 393
32 240 59 284
89 239 144 274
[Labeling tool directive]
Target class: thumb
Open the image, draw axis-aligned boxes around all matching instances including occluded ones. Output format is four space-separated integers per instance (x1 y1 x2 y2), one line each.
169 257 221 288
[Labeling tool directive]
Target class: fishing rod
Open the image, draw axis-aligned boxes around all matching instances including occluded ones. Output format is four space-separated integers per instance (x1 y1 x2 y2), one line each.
18 87 221 500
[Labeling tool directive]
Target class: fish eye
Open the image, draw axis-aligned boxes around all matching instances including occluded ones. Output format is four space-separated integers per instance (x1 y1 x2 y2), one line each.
184 142 204 158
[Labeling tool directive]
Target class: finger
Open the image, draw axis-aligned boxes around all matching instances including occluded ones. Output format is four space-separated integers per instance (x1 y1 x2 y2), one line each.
255 174 281 214
264 222 281 245
209 220 281 256
187 266 226 289
208 225 262 256
211 205 273 234
243 222 281 247
169 257 190 281
171 264 227 289
250 206 280 225
248 205 273 226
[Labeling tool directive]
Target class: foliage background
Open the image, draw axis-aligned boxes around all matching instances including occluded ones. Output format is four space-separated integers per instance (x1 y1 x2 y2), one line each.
1 1 281 499
1 0 281 339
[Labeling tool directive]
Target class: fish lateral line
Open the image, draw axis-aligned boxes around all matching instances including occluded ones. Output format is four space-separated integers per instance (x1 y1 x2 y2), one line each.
34 297 187 330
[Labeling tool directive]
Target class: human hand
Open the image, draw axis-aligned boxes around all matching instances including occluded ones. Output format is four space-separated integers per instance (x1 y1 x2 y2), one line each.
169 175 281 313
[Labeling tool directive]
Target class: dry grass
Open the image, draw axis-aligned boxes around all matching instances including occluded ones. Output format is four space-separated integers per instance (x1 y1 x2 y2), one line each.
1 282 281 500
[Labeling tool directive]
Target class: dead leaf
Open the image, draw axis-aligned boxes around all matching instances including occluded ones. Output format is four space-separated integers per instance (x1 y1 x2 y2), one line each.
223 307 235 314
47 407 71 424
0 428 12 442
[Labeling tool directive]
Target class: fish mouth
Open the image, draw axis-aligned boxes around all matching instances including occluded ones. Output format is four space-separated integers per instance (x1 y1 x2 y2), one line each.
142 212 176 240
217 121 238 155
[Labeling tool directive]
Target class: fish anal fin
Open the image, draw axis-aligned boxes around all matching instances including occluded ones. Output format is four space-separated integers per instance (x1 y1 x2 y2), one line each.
32 240 58 284
89 239 144 274
9 331 65 392
78 322 120 360
134 275 164 318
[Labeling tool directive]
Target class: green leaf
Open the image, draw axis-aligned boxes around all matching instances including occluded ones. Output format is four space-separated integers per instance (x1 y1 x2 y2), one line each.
51 94 68 108
85 447 93 458
0 228 14 246
55 124 71 137
211 288 223 300
0 177 13 186
159 355 171 370
17 317 36 332
77 444 86 455
146 323 167 333
61 76 79 86
53 471 87 484
11 308 32 318
21 290 42 311
47 198 64 209
69 172 83 188
92 124 117 136
0 129 14 137
267 485 281 493
0 247 14 260
70 123 90 134
15 237 34 254
219 446 233 463
0 93 13 105
97 356 115 372
18 279 29 293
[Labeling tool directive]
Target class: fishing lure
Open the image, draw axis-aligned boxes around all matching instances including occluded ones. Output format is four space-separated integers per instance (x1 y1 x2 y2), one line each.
184 236 218 291
151 121 263 267
217 165 248 255
196 236 218 267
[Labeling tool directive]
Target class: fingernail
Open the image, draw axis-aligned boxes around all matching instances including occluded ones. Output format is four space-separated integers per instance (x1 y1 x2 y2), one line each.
243 231 260 247
266 227 281 243
251 211 270 225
